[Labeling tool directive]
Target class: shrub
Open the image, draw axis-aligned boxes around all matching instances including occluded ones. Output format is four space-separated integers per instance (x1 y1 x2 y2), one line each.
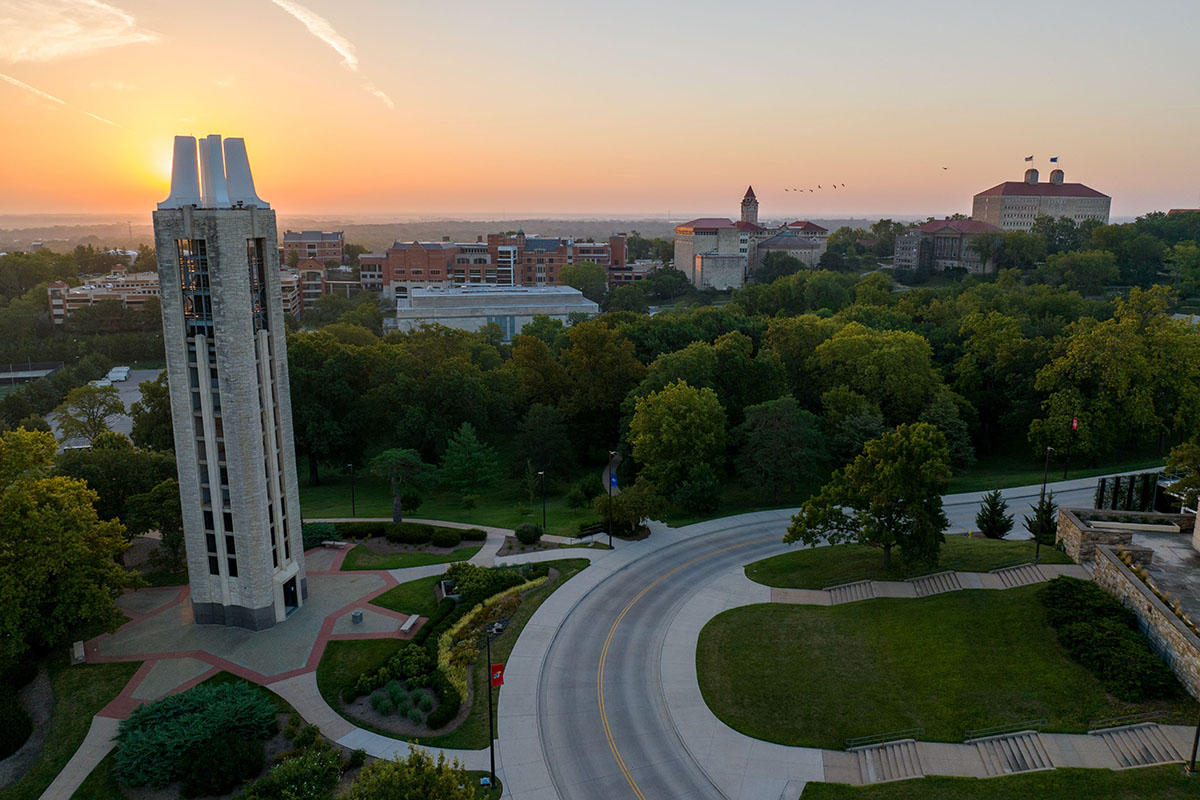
347 748 367 769
445 562 529 607
387 644 434 685
382 522 434 545
425 672 460 730
114 682 277 788
565 483 588 508
292 724 321 750
515 523 543 546
460 494 478 509
0 692 32 760
239 743 343 800
1037 577 1138 629
461 528 487 542
385 680 407 707
180 731 264 797
417 693 435 713
369 692 394 715
336 521 386 540
974 490 1013 539
431 529 462 548
407 706 422 724
302 522 339 550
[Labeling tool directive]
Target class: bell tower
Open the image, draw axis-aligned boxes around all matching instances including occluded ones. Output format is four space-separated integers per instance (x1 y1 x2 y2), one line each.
740 185 759 225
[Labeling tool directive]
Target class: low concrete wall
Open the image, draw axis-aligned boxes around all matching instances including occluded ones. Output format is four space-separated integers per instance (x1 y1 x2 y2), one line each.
1093 546 1200 700
1056 508 1194 564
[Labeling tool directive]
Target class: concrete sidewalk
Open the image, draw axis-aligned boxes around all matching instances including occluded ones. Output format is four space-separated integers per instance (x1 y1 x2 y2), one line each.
37 717 121 800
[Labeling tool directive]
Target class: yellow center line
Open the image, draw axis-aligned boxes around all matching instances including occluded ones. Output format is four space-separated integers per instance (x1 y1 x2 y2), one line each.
597 535 775 799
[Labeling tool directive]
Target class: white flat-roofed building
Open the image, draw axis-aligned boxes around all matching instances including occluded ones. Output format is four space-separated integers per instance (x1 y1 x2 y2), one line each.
389 285 599 341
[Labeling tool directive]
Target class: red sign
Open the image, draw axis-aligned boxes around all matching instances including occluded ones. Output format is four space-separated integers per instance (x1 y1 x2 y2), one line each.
1071 418 1079 431
490 664 505 688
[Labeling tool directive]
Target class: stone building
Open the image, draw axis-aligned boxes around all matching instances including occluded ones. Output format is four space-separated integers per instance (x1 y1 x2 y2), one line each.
389 284 599 341
153 134 306 630
972 168 1111 232
893 217 1002 274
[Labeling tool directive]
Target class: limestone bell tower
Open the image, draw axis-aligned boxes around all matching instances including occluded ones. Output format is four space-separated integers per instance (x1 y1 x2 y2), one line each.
740 185 759 225
153 134 307 630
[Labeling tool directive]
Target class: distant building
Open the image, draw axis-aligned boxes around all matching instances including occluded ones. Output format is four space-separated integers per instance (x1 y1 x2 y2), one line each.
972 169 1110 232
893 218 1003 274
279 271 303 317
674 187 789 289
388 285 599 341
755 233 823 267
47 271 161 325
281 230 344 265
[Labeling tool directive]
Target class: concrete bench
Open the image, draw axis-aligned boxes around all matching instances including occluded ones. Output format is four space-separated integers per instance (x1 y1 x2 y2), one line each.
71 640 85 665
322 540 348 549
400 614 420 634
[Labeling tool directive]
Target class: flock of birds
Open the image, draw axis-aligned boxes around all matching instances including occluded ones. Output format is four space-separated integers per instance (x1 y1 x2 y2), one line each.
784 184 847 192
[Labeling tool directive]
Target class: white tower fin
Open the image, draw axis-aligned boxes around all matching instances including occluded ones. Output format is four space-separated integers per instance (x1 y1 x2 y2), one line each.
158 136 201 209
224 138 269 208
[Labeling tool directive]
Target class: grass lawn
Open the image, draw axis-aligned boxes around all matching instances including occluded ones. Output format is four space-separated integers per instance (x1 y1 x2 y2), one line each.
316 638 405 715
340 543 481 571
69 752 122 800
0 659 141 800
799 765 1199 799
298 465 603 538
946 447 1164 495
696 586 1198 751
139 567 188 587
370 574 444 619
745 537 1072 589
661 481 817 527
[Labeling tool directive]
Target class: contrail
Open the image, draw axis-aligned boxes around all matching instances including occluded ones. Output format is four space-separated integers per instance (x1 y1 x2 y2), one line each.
267 0 392 108
0 70 118 126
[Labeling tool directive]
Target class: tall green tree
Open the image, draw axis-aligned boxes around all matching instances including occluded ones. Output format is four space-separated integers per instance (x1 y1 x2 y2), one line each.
1024 493 1059 546
369 449 434 523
629 379 726 504
126 478 185 569
506 334 569 408
560 260 608 303
812 322 942 424
593 478 665 537
1035 250 1118 295
1164 441 1200 509
0 429 136 665
54 383 125 443
55 432 176 528
975 489 1014 539
734 396 827 503
785 423 952 568
516 403 572 473
438 422 500 495
560 320 645 457
287 331 372 485
130 372 174 451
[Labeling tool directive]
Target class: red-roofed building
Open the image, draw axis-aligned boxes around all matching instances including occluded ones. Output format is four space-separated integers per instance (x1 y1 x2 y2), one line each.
972 169 1110 231
894 218 1003 275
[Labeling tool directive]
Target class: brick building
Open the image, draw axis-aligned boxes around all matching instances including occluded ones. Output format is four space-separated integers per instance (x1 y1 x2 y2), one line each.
281 230 344 264
47 270 161 325
972 169 1110 232
893 218 1003 274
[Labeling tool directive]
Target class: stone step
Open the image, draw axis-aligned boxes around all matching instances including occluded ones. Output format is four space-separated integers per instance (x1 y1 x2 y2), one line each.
1094 724 1182 768
991 564 1045 589
908 571 962 597
854 739 924 784
973 731 1054 777
828 580 875 604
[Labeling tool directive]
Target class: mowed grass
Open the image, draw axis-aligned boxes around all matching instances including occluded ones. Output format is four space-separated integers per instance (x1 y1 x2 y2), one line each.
946 448 1164 495
371 574 445 618
340 543 481 571
745 538 1072 590
799 765 1199 799
696 586 1198 751
316 638 405 714
0 659 141 800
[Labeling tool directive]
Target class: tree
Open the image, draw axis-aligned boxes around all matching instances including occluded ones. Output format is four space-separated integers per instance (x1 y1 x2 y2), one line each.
606 283 650 313
0 429 136 665
592 478 665 537
1165 242 1200 298
516 404 572 473
286 249 299 269
506 335 569 408
784 423 952 568
755 252 804 284
342 748 473 800
1165 441 1200 509
55 432 177 528
130 372 174 451
370 449 434 523
975 490 1014 539
1035 250 1118 295
1024 492 1058 546
559 320 645 457
54 383 125 443
438 423 499 495
629 380 726 501
918 389 976 469
126 478 184 569
343 243 368 266
288 332 373 484
560 260 608 303
734 396 827 503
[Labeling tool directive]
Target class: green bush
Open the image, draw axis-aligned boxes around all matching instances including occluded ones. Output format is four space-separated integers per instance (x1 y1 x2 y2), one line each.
369 692 394 715
113 682 277 788
382 522 435 545
565 483 588 508
445 562 529 606
347 748 367 769
461 528 487 542
386 644 434 685
1038 576 1138 629
0 691 32 759
425 671 461 729
180 731 264 797
406 706 422 724
417 693 434 713
302 522 340 550
460 494 478 509
431 528 462 548
515 523 543 546
239 743 343 800
385 680 407 707
336 521 386 540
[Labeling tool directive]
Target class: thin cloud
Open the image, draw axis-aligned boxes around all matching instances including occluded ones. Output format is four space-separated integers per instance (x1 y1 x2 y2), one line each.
89 78 141 91
1 70 117 126
0 0 158 63
268 0 393 109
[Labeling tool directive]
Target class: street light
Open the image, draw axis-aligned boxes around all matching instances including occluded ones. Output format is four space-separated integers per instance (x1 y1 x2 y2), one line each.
347 463 356 518
1189 709 1200 774
607 450 617 550
537 470 546 532
1035 446 1054 564
481 622 506 790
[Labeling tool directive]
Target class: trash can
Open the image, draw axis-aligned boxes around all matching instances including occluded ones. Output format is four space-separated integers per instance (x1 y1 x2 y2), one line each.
352 609 363 625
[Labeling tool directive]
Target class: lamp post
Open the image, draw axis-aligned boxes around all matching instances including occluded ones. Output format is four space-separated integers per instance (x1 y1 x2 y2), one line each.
482 623 505 790
1189 710 1200 774
347 463 356 518
1036 446 1054 564
608 450 617 549
538 470 546 533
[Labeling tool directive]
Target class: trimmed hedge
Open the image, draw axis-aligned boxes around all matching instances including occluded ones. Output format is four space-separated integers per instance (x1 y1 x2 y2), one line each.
302 522 340 550
515 523 543 546
431 529 462 548
461 528 487 542
113 682 277 788
446 562 529 607
1037 577 1182 702
180 731 264 797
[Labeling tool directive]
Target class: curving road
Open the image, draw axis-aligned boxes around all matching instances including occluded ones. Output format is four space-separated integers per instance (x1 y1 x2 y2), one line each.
536 518 791 800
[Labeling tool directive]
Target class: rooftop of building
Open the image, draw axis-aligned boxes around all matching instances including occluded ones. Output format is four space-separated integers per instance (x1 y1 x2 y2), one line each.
757 233 822 249
913 217 1003 235
975 181 1109 199
735 221 767 232
677 218 736 231
785 220 829 232
743 185 757 201
283 230 344 241
388 241 459 250
523 237 562 252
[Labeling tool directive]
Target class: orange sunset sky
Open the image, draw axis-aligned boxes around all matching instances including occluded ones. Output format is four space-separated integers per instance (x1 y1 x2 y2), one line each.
1 0 1198 219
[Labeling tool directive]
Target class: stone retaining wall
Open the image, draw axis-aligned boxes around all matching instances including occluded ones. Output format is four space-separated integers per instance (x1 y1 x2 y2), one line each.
1056 508 1194 563
1093 546 1200 700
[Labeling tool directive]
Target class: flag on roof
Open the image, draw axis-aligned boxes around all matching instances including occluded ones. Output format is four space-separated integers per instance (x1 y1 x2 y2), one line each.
1050 156 1059 163
1025 155 1034 162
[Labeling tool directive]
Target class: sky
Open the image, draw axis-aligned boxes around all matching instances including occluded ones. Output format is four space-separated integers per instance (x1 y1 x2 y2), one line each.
1 0 1198 220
